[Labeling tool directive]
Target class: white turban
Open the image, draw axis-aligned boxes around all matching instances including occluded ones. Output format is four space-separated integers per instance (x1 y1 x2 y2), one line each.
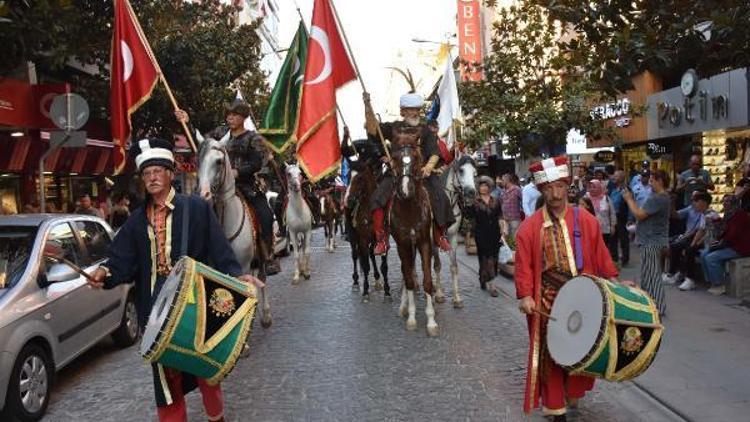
399 93 424 108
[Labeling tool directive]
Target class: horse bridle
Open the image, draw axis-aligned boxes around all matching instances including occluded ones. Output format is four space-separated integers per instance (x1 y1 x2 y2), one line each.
447 157 474 215
208 145 246 242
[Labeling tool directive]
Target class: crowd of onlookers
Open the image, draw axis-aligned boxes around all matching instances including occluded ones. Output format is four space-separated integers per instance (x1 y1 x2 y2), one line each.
8 192 133 231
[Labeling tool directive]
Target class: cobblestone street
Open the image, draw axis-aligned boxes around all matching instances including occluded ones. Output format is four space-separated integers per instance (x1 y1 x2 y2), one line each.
43 230 673 421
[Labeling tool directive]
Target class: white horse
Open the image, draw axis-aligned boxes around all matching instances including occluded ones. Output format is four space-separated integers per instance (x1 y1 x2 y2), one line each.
196 133 272 328
433 155 477 309
284 163 313 284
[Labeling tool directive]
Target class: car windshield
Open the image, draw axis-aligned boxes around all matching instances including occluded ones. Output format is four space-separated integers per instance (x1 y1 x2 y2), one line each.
0 226 38 289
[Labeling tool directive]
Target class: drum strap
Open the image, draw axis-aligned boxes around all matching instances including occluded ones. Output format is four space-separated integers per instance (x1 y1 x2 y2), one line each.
573 206 583 272
181 201 189 257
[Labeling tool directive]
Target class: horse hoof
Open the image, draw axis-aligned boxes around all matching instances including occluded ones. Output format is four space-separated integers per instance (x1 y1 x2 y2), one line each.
426 324 439 337
292 278 300 286
303 273 311 280
362 294 370 303
261 317 273 329
406 319 417 331
435 294 446 304
453 299 464 309
351 284 359 292
399 307 408 318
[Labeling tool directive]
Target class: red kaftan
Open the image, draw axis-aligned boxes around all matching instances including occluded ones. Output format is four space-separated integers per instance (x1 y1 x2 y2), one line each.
514 205 618 415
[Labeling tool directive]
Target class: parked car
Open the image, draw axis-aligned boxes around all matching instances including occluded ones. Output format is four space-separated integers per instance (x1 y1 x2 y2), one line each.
0 214 138 421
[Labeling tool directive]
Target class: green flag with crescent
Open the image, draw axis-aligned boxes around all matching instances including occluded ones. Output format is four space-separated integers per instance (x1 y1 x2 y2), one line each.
260 22 308 153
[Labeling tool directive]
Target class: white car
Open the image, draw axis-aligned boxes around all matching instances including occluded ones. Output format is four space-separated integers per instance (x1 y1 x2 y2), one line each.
0 214 138 421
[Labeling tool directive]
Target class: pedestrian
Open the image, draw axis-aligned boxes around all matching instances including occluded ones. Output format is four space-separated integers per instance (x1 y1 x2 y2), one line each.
515 155 627 420
521 176 541 217
585 179 617 260
700 195 750 296
663 191 711 291
74 194 104 218
109 193 131 230
632 169 653 208
500 173 523 238
89 137 264 422
623 169 671 315
465 176 502 297
676 154 714 208
491 175 504 200
609 170 631 265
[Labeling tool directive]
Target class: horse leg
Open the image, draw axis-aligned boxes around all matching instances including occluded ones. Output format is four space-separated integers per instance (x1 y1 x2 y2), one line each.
371 243 383 291
420 239 438 337
450 234 463 309
433 248 445 304
302 230 312 279
351 238 360 291
360 240 371 303
291 230 301 284
397 243 417 331
381 253 391 300
258 241 273 328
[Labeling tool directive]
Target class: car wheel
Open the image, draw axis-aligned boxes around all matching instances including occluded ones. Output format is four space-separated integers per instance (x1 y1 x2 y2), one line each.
3 343 52 422
111 294 139 347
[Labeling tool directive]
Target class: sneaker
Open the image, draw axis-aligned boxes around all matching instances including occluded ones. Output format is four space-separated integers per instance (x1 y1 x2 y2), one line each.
678 278 696 291
662 273 678 285
708 285 726 296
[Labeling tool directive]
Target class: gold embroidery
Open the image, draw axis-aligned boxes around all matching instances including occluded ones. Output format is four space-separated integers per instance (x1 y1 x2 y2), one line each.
209 288 236 317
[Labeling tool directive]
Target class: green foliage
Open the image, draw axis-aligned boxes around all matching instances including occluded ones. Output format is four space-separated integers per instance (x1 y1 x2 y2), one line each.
0 0 268 138
460 3 609 158
532 0 750 95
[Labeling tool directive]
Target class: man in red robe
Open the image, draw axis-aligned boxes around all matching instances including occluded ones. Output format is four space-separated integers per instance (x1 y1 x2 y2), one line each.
514 156 627 421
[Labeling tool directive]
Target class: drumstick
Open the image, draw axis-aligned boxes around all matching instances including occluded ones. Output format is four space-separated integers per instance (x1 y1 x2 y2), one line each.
533 308 557 321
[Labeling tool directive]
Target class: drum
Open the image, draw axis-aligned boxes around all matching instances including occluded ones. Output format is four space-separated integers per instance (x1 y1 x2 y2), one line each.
546 275 662 382
140 256 257 385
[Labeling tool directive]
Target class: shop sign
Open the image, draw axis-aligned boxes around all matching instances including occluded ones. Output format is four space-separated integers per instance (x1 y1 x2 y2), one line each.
646 141 671 159
647 68 749 139
593 150 615 162
590 98 631 121
456 0 483 81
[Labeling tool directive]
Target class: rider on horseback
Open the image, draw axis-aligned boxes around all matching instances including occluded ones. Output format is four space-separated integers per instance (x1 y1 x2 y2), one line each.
175 99 278 273
363 87 455 256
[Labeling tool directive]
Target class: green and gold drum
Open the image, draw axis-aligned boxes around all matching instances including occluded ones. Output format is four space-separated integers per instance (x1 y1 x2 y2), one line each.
140 257 257 385
547 275 662 381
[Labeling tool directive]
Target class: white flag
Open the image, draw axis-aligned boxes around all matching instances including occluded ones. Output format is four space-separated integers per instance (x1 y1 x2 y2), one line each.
436 55 461 147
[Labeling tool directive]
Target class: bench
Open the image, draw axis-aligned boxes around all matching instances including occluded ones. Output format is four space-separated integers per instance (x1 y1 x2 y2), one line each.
726 257 750 298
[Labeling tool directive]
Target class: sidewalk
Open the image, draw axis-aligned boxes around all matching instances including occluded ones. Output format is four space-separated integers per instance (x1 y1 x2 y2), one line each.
454 242 750 421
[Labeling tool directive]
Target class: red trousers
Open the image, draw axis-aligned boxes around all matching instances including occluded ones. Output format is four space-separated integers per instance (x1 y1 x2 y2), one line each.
540 360 594 415
157 368 224 422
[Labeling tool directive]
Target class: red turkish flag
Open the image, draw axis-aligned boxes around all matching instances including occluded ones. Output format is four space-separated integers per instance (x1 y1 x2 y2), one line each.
110 0 159 174
296 0 356 182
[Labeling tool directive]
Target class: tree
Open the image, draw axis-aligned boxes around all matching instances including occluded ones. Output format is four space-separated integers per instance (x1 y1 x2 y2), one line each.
460 2 610 158
0 0 268 138
531 0 750 96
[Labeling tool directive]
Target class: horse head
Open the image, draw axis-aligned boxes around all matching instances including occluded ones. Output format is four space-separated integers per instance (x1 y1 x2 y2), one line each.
391 129 422 200
196 136 233 202
452 155 477 201
285 162 303 193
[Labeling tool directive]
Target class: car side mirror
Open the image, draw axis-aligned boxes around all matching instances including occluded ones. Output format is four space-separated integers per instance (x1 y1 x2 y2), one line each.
45 262 79 284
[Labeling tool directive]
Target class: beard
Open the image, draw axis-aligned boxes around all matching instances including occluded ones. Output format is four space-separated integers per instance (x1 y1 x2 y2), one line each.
403 116 420 127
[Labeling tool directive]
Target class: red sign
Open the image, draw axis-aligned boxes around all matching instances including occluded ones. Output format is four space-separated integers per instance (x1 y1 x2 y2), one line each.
0 78 70 128
456 0 483 81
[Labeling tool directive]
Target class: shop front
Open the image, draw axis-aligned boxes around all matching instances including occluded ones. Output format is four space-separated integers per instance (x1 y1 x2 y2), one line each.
588 71 667 176
647 67 750 212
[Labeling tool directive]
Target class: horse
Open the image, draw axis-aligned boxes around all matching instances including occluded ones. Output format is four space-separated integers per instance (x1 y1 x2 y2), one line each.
195 133 272 328
344 156 389 302
319 188 339 252
433 155 477 308
284 163 313 284
389 129 438 336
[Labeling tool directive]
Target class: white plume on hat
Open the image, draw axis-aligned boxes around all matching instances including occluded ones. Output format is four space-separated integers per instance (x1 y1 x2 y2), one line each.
399 92 424 108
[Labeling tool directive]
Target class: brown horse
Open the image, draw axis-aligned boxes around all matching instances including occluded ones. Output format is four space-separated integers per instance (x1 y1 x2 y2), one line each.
319 189 339 252
389 129 438 336
345 158 389 302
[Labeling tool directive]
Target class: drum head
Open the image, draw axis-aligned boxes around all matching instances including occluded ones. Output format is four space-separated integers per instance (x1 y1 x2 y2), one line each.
139 260 185 356
547 276 605 367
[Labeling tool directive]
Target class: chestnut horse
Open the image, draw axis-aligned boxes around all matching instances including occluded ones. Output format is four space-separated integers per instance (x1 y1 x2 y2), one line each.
345 158 389 302
319 189 338 252
389 129 438 336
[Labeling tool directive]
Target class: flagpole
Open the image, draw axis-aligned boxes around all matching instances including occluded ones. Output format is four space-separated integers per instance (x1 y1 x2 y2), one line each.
328 0 390 160
293 0 350 132
124 0 197 154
